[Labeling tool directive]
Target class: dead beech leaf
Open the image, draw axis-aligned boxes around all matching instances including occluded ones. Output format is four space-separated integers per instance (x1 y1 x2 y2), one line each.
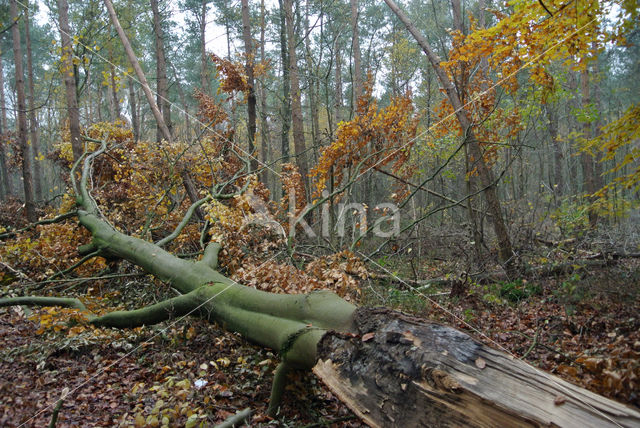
362 332 375 342
475 357 486 369
554 395 566 405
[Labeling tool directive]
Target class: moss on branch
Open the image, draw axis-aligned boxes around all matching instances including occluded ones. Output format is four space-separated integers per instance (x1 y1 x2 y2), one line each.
0 296 88 311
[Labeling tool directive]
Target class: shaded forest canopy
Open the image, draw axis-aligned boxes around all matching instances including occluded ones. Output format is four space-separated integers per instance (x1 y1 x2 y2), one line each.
1 0 640 426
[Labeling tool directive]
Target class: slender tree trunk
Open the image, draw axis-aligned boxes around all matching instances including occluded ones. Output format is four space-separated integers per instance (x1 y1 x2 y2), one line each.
284 0 309 194
591 48 604 193
545 102 563 196
150 0 173 142
128 76 139 141
10 0 36 221
108 59 121 121
304 1 320 155
200 0 209 94
278 0 291 162
384 0 515 268
105 0 169 141
350 0 363 105
58 0 83 162
258 0 271 189
567 71 580 195
334 38 343 129
169 63 191 140
241 0 258 172
23 1 43 201
580 68 597 228
0 56 11 198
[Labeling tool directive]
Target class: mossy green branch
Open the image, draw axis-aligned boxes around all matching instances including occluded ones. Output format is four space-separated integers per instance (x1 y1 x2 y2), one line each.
0 296 88 311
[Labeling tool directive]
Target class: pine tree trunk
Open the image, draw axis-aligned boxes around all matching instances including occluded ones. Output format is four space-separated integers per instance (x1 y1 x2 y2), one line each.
10 0 36 221
278 0 291 162
580 68 597 228
200 0 209 94
284 0 309 194
58 0 83 162
23 1 43 201
350 0 363 105
151 0 173 143
241 0 258 172
258 0 271 189
0 56 11 199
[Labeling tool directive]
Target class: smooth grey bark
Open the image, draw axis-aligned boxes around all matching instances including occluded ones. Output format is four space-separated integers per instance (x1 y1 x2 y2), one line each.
10 0 36 222
57 0 83 162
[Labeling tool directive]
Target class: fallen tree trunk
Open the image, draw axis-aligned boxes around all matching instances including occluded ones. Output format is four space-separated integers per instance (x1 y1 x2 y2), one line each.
2 141 640 426
315 308 640 427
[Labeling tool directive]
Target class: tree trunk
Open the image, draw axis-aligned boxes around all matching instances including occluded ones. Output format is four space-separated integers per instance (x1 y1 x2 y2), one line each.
58 0 83 162
258 0 271 189
384 0 515 269
23 0 43 201
241 0 258 172
10 0 36 222
278 0 291 162
545 102 564 196
284 0 309 194
108 59 121 121
0 55 11 198
150 0 173 143
128 76 139 141
334 37 343 130
304 0 320 157
315 308 640 428
580 68 597 228
350 0 363 105
200 0 209 94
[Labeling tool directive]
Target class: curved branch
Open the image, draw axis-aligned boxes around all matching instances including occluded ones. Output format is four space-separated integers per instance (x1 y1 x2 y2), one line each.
48 250 101 280
0 211 78 240
155 195 211 247
90 287 205 328
0 296 88 311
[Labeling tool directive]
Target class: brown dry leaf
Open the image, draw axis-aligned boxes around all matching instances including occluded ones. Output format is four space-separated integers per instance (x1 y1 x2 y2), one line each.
362 332 375 342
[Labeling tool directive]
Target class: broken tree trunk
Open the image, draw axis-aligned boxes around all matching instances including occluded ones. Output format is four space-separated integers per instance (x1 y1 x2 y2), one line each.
2 141 639 426
315 308 640 427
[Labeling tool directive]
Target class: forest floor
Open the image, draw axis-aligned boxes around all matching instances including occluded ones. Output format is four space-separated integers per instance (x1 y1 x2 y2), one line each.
1 233 639 426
